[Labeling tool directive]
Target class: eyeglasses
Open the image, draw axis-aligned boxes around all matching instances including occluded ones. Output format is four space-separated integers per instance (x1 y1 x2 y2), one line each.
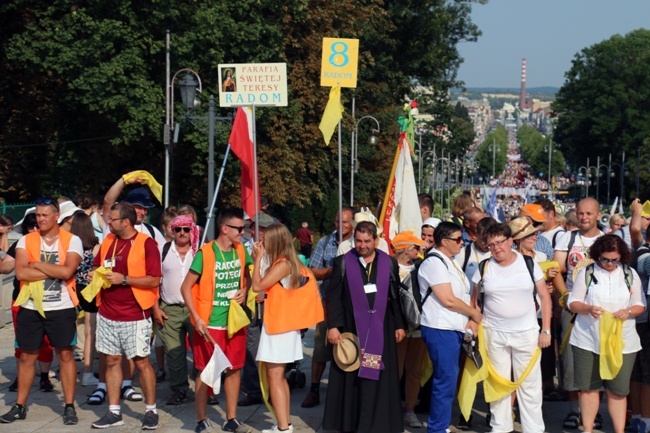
598 257 620 265
226 224 245 233
445 236 463 244
107 217 126 223
35 198 60 212
174 227 191 233
486 238 510 250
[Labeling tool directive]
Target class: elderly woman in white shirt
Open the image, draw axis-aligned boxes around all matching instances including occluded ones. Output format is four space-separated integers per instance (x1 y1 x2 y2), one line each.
568 234 645 433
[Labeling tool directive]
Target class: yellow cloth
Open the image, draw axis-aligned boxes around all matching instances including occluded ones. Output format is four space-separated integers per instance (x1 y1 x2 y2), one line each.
14 281 45 317
122 170 163 204
538 260 559 281
227 300 251 338
457 323 541 420
600 311 624 380
258 361 276 415
80 267 112 302
318 86 344 145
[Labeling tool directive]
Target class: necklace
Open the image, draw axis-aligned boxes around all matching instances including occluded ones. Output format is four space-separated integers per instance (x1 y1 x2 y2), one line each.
42 234 59 242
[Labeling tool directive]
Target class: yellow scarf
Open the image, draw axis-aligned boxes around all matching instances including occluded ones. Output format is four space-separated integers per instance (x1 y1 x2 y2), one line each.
80 266 112 302
122 170 163 204
457 323 540 420
14 281 45 317
599 311 624 380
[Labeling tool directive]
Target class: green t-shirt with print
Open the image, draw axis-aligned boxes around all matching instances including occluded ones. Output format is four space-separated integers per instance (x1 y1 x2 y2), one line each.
189 242 253 327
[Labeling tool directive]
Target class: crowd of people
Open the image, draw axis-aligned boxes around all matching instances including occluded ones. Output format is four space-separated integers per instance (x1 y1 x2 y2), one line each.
2 168 650 433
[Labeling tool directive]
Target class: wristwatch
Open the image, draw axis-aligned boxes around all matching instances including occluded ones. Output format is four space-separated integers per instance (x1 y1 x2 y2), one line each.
541 329 551 335
121 275 128 286
628 308 633 317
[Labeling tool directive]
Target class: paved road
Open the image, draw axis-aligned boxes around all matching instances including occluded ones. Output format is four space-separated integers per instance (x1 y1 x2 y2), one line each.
0 325 615 432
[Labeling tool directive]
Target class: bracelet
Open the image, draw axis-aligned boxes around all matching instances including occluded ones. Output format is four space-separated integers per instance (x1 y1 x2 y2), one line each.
541 329 551 335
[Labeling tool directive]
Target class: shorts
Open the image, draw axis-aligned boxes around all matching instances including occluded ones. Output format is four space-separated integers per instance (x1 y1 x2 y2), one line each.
312 320 332 364
15 307 77 350
193 328 246 371
572 345 636 395
96 314 152 359
631 322 650 384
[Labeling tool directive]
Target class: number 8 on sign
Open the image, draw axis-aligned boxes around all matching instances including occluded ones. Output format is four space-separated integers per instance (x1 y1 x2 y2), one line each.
321 37 359 88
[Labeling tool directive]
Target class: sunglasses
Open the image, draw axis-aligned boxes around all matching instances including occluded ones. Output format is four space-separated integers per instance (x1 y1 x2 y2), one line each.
35 197 60 211
174 227 191 233
598 257 620 265
445 236 464 244
227 224 245 233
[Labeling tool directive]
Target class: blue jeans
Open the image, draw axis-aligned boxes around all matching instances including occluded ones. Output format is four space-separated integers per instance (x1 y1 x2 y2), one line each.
421 326 463 433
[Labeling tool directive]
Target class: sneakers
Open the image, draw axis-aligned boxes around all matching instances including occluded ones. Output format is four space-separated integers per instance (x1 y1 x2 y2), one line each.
222 418 251 433
166 389 188 405
300 391 320 408
563 411 581 429
92 411 124 429
82 372 100 387
63 406 78 425
261 425 294 433
0 404 26 423
156 370 166 383
141 410 159 430
195 419 212 433
40 378 54 392
404 411 423 428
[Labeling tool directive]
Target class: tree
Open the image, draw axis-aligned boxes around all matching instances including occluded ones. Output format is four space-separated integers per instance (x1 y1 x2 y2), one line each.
518 124 565 179
553 29 650 201
475 125 508 179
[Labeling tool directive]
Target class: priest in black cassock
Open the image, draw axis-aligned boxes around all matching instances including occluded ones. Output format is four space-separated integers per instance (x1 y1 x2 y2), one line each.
323 221 406 433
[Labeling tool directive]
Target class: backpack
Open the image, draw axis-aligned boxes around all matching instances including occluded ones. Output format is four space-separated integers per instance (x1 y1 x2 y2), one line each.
399 251 447 330
461 243 473 272
478 254 537 312
584 262 633 293
564 230 579 272
161 241 172 262
630 243 650 271
551 228 566 249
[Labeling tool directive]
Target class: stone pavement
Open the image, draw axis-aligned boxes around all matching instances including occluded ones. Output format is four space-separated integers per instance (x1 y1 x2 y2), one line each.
0 324 616 433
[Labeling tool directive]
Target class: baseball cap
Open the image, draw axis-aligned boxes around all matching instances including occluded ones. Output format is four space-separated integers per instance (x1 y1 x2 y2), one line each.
392 231 425 250
123 187 155 208
519 204 547 222
422 217 442 229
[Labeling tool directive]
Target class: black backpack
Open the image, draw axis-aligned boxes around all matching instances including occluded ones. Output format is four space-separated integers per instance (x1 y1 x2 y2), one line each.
477 254 537 312
399 251 448 330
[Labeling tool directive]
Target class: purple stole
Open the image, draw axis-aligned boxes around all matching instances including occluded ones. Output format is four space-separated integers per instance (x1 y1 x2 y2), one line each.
344 249 390 381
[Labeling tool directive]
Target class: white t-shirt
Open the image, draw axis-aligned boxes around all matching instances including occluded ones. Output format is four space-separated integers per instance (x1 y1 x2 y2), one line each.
472 252 544 332
337 237 390 256
454 243 491 285
554 230 603 291
418 248 471 332
541 225 565 248
16 234 84 311
160 242 195 305
568 264 644 354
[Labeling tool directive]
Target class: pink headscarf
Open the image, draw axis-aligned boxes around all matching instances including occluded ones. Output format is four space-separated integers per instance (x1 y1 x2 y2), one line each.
170 215 199 254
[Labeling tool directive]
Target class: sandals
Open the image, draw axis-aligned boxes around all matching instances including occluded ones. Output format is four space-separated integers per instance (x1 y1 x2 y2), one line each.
121 385 143 401
87 387 106 405
562 411 581 429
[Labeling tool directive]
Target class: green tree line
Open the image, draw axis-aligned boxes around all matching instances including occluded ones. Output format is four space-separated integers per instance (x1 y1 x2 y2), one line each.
518 124 565 179
475 124 508 179
0 0 483 234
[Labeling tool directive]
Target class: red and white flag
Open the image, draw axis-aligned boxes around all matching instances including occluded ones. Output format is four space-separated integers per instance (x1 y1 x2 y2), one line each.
228 107 259 217
379 132 422 251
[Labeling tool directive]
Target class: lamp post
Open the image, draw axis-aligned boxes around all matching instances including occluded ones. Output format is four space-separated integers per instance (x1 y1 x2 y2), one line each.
578 165 589 198
350 115 380 206
489 139 499 179
609 152 627 209
544 140 553 186
419 149 436 194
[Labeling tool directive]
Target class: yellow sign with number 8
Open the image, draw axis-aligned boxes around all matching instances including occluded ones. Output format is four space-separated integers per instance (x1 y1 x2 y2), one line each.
321 37 359 88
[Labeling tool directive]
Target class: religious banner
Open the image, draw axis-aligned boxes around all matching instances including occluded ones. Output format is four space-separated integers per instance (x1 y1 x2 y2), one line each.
218 63 288 107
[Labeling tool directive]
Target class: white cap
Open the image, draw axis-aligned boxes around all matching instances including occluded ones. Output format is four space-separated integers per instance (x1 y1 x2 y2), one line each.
57 201 83 224
422 217 441 229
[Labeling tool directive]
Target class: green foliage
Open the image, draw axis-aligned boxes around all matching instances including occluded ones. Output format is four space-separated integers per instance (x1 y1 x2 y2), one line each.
0 0 482 235
475 125 508 178
552 29 650 201
517 124 565 178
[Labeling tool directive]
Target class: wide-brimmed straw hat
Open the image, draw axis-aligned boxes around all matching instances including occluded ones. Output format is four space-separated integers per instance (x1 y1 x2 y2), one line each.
333 332 360 372
509 216 540 241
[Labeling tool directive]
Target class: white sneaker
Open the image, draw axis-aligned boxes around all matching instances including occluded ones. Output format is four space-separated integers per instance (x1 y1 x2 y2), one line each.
261 425 294 433
82 372 99 386
404 412 423 428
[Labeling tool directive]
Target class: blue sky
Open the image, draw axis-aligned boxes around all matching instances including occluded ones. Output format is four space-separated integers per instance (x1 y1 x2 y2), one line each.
456 0 649 89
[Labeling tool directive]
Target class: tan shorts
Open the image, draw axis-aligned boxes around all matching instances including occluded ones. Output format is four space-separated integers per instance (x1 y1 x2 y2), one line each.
312 320 332 363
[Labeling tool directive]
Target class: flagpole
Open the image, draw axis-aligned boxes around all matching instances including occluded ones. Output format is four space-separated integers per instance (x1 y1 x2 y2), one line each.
252 105 259 242
338 119 343 244
201 145 232 245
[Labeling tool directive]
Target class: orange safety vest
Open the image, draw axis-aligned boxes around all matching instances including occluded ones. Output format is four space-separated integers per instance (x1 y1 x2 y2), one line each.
22 230 79 306
190 241 247 326
97 232 159 310
264 262 324 334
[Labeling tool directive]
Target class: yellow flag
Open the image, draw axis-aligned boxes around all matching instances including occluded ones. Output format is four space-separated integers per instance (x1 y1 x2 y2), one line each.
80 267 112 302
122 170 163 204
600 311 624 380
318 86 343 145
227 300 251 338
14 281 45 317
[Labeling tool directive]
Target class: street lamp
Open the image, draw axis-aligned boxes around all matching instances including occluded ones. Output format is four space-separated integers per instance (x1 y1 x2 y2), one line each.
544 140 554 187
350 115 380 206
609 151 628 209
489 139 499 179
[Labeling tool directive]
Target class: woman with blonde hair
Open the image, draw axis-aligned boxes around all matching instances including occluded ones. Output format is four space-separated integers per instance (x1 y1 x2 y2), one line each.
252 223 322 433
